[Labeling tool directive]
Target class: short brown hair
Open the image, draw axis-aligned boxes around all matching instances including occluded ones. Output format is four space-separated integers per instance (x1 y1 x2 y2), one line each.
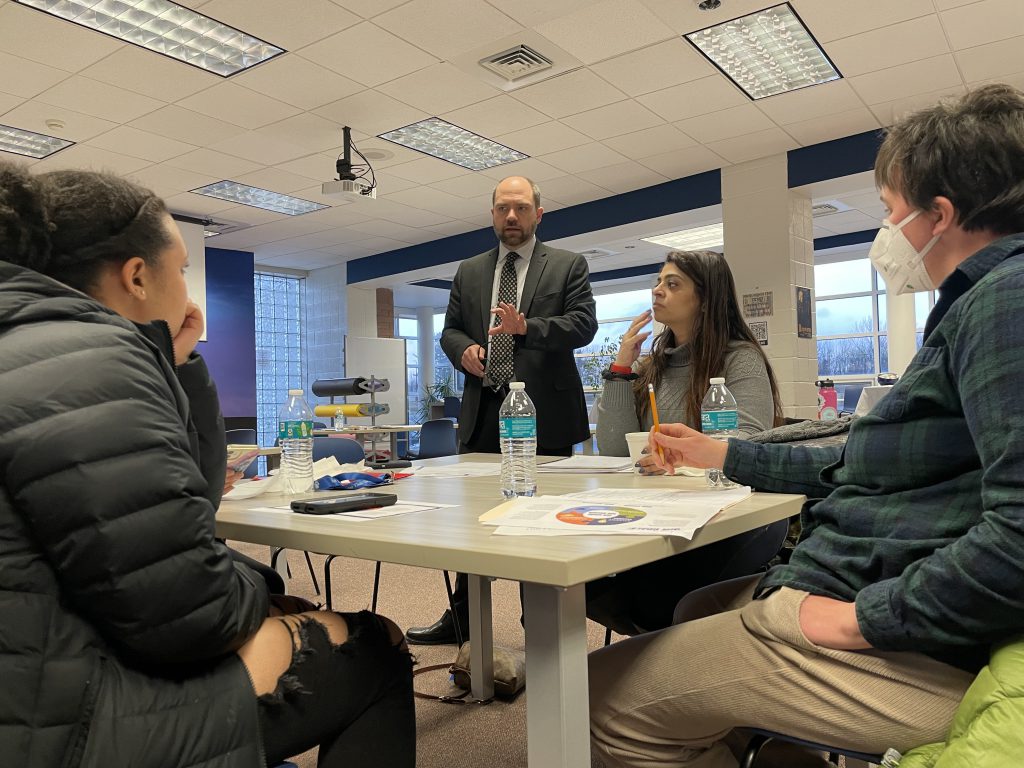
875 84 1024 235
492 176 541 208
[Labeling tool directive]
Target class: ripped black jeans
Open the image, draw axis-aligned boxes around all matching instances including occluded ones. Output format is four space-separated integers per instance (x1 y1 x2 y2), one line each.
258 611 415 768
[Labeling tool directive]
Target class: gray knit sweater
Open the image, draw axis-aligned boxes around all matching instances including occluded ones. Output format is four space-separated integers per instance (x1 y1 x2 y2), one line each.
595 341 776 457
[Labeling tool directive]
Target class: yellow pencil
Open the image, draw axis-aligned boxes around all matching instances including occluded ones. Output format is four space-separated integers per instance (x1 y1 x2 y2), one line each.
648 383 664 460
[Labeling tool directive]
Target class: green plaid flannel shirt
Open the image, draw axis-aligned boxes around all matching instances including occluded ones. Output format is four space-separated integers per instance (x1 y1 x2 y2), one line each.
727 233 1024 672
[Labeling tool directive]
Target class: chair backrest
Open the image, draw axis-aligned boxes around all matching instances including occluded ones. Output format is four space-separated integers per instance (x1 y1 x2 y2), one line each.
225 428 259 477
416 419 458 459
442 396 461 419
312 436 365 464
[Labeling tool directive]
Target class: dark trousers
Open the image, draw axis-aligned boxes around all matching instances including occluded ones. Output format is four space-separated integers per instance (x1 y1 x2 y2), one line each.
260 611 415 768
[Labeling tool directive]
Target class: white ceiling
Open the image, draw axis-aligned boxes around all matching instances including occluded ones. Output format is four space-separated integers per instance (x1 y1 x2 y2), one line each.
2 0 1022 292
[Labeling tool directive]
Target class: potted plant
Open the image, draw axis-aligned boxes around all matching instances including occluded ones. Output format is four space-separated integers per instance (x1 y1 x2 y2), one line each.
415 372 458 423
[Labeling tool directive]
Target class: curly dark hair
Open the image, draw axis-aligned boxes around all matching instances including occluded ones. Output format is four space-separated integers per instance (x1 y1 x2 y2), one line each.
0 162 171 293
633 250 783 428
875 83 1024 235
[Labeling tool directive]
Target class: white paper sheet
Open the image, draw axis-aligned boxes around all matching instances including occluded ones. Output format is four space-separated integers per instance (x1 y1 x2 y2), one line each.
249 501 456 521
412 462 501 477
536 455 634 473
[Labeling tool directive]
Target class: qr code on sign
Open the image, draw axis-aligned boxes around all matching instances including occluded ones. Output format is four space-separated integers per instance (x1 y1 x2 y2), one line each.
749 321 768 346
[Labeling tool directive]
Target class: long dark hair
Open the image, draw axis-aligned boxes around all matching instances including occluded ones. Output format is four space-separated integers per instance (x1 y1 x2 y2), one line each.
634 250 783 428
0 162 171 293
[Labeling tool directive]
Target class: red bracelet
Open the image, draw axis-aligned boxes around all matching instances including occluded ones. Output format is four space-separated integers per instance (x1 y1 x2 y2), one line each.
609 363 632 374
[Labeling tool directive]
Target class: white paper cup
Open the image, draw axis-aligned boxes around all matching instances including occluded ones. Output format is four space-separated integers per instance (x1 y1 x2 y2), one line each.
624 432 650 473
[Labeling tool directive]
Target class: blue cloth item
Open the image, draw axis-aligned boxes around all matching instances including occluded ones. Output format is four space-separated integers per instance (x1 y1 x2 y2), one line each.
314 472 394 491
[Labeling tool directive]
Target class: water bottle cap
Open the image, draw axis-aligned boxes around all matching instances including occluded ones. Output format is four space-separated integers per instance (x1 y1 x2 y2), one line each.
709 377 725 385
509 381 525 390
288 388 303 396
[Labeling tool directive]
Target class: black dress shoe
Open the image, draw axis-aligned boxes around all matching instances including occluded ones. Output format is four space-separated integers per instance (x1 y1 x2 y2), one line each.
405 609 470 645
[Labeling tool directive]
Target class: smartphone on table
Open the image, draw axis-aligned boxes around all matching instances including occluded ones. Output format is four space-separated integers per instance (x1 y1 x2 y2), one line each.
290 493 398 515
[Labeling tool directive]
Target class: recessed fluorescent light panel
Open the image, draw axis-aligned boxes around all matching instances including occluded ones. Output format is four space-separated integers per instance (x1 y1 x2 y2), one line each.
0 123 75 159
191 181 328 216
14 0 284 77
685 3 840 100
378 118 529 171
641 223 724 251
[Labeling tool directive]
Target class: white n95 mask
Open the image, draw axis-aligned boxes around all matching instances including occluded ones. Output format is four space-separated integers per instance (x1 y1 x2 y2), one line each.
868 210 940 295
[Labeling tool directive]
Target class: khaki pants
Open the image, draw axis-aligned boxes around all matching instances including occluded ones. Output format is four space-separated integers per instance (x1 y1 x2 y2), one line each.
588 576 974 768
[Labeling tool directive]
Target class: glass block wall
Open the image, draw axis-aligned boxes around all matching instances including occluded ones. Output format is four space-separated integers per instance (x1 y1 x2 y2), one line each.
254 272 307 453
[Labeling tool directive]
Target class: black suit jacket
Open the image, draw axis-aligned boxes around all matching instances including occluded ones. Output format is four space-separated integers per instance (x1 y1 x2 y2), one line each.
441 240 598 450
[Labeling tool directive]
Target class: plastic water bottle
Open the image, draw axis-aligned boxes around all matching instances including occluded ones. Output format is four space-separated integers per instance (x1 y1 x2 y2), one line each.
701 377 738 488
278 388 314 494
499 382 537 499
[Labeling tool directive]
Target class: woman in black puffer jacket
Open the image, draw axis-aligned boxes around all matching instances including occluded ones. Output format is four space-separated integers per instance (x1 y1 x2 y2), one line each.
0 162 414 768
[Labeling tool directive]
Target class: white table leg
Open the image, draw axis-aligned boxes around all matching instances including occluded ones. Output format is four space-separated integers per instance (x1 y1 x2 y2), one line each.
467 574 494 701
523 582 590 768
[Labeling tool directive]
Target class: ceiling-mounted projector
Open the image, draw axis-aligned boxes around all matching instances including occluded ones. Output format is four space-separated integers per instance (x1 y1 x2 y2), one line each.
323 125 377 199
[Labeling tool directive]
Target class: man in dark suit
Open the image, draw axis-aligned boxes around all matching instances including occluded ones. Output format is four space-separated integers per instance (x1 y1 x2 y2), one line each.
406 175 597 644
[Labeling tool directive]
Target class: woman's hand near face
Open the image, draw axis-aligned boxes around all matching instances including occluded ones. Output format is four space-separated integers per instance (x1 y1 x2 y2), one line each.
614 309 653 368
173 300 204 364
650 423 728 475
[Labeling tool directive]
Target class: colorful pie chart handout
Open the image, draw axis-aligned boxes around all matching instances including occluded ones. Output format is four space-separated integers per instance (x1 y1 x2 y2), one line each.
555 505 646 526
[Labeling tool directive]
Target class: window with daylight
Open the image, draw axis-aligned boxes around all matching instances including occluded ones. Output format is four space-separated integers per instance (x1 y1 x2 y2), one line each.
254 272 307 456
575 286 654 393
814 255 935 381
396 315 420 423
432 311 465 396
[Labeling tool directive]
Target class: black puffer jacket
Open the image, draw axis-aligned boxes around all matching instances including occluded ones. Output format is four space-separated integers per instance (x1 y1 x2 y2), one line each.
0 260 269 767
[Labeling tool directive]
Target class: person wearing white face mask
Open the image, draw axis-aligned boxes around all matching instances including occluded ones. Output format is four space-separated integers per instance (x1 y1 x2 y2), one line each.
588 83 1024 768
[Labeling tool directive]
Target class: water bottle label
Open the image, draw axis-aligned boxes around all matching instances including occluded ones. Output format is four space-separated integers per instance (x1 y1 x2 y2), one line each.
500 417 537 439
701 410 738 432
279 419 313 440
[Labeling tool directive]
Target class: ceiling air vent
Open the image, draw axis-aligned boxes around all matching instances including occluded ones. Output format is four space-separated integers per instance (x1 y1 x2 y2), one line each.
480 44 553 82
580 248 618 262
812 200 851 217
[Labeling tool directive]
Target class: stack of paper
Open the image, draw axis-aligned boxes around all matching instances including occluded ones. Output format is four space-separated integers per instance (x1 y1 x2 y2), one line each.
536 455 634 473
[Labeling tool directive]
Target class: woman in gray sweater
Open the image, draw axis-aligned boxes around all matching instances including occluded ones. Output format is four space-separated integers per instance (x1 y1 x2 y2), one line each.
589 250 783 634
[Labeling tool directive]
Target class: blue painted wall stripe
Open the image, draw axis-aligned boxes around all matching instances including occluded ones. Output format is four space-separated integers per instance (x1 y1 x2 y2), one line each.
813 228 877 251
787 129 883 189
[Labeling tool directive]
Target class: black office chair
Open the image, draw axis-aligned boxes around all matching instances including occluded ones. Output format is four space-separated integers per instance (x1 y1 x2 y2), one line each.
224 428 259 478
312 436 365 463
740 728 884 767
407 419 458 460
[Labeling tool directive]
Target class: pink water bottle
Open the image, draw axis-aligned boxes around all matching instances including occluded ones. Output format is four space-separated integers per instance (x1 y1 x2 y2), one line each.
816 379 838 420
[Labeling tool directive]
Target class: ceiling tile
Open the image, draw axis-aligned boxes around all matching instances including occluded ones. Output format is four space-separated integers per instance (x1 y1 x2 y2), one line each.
300 22 438 87
375 0 522 59
706 128 798 165
198 0 359 49
789 0 936 43
675 104 776 144
562 100 664 141
442 95 551 138
534 0 675 65
258 251 347 270
577 161 668 194
590 38 715 97
329 0 408 17
164 191 238 216
87 126 196 163
825 15 949 78
0 91 22 114
849 55 963 106
755 80 867 125
486 0 596 27
314 90 428 137
232 55 363 110
80 45 219 101
638 0 780 35
431 172 501 198
637 76 747 122
165 148 262 178
782 107 881 147
420 220 477 239
0 100 115 142
348 219 430 242
386 157 470 184
378 63 501 114
385 187 482 219
941 0 1024 50
256 112 347 153
867 85 967 126
130 105 247 146
350 199 440 227
932 0 984 8
512 69 626 119
540 143 630 175
360 170 418 195
234 167 320 193
0 51 69 98
636 144 730 179
603 124 696 160
290 201 374 227
207 130 312 165
275 152 342 181
36 76 164 123
0 3 122 71
30 143 150 174
494 121 591 156
210 205 285 226
129 163 220 198
0 148 38 167
956 36 1024 83
539 175 611 206
177 82 300 129
477 157 566 182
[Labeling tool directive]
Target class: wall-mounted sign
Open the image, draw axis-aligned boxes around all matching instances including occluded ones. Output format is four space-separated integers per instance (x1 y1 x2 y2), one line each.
748 321 768 346
742 290 773 318
796 286 813 339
